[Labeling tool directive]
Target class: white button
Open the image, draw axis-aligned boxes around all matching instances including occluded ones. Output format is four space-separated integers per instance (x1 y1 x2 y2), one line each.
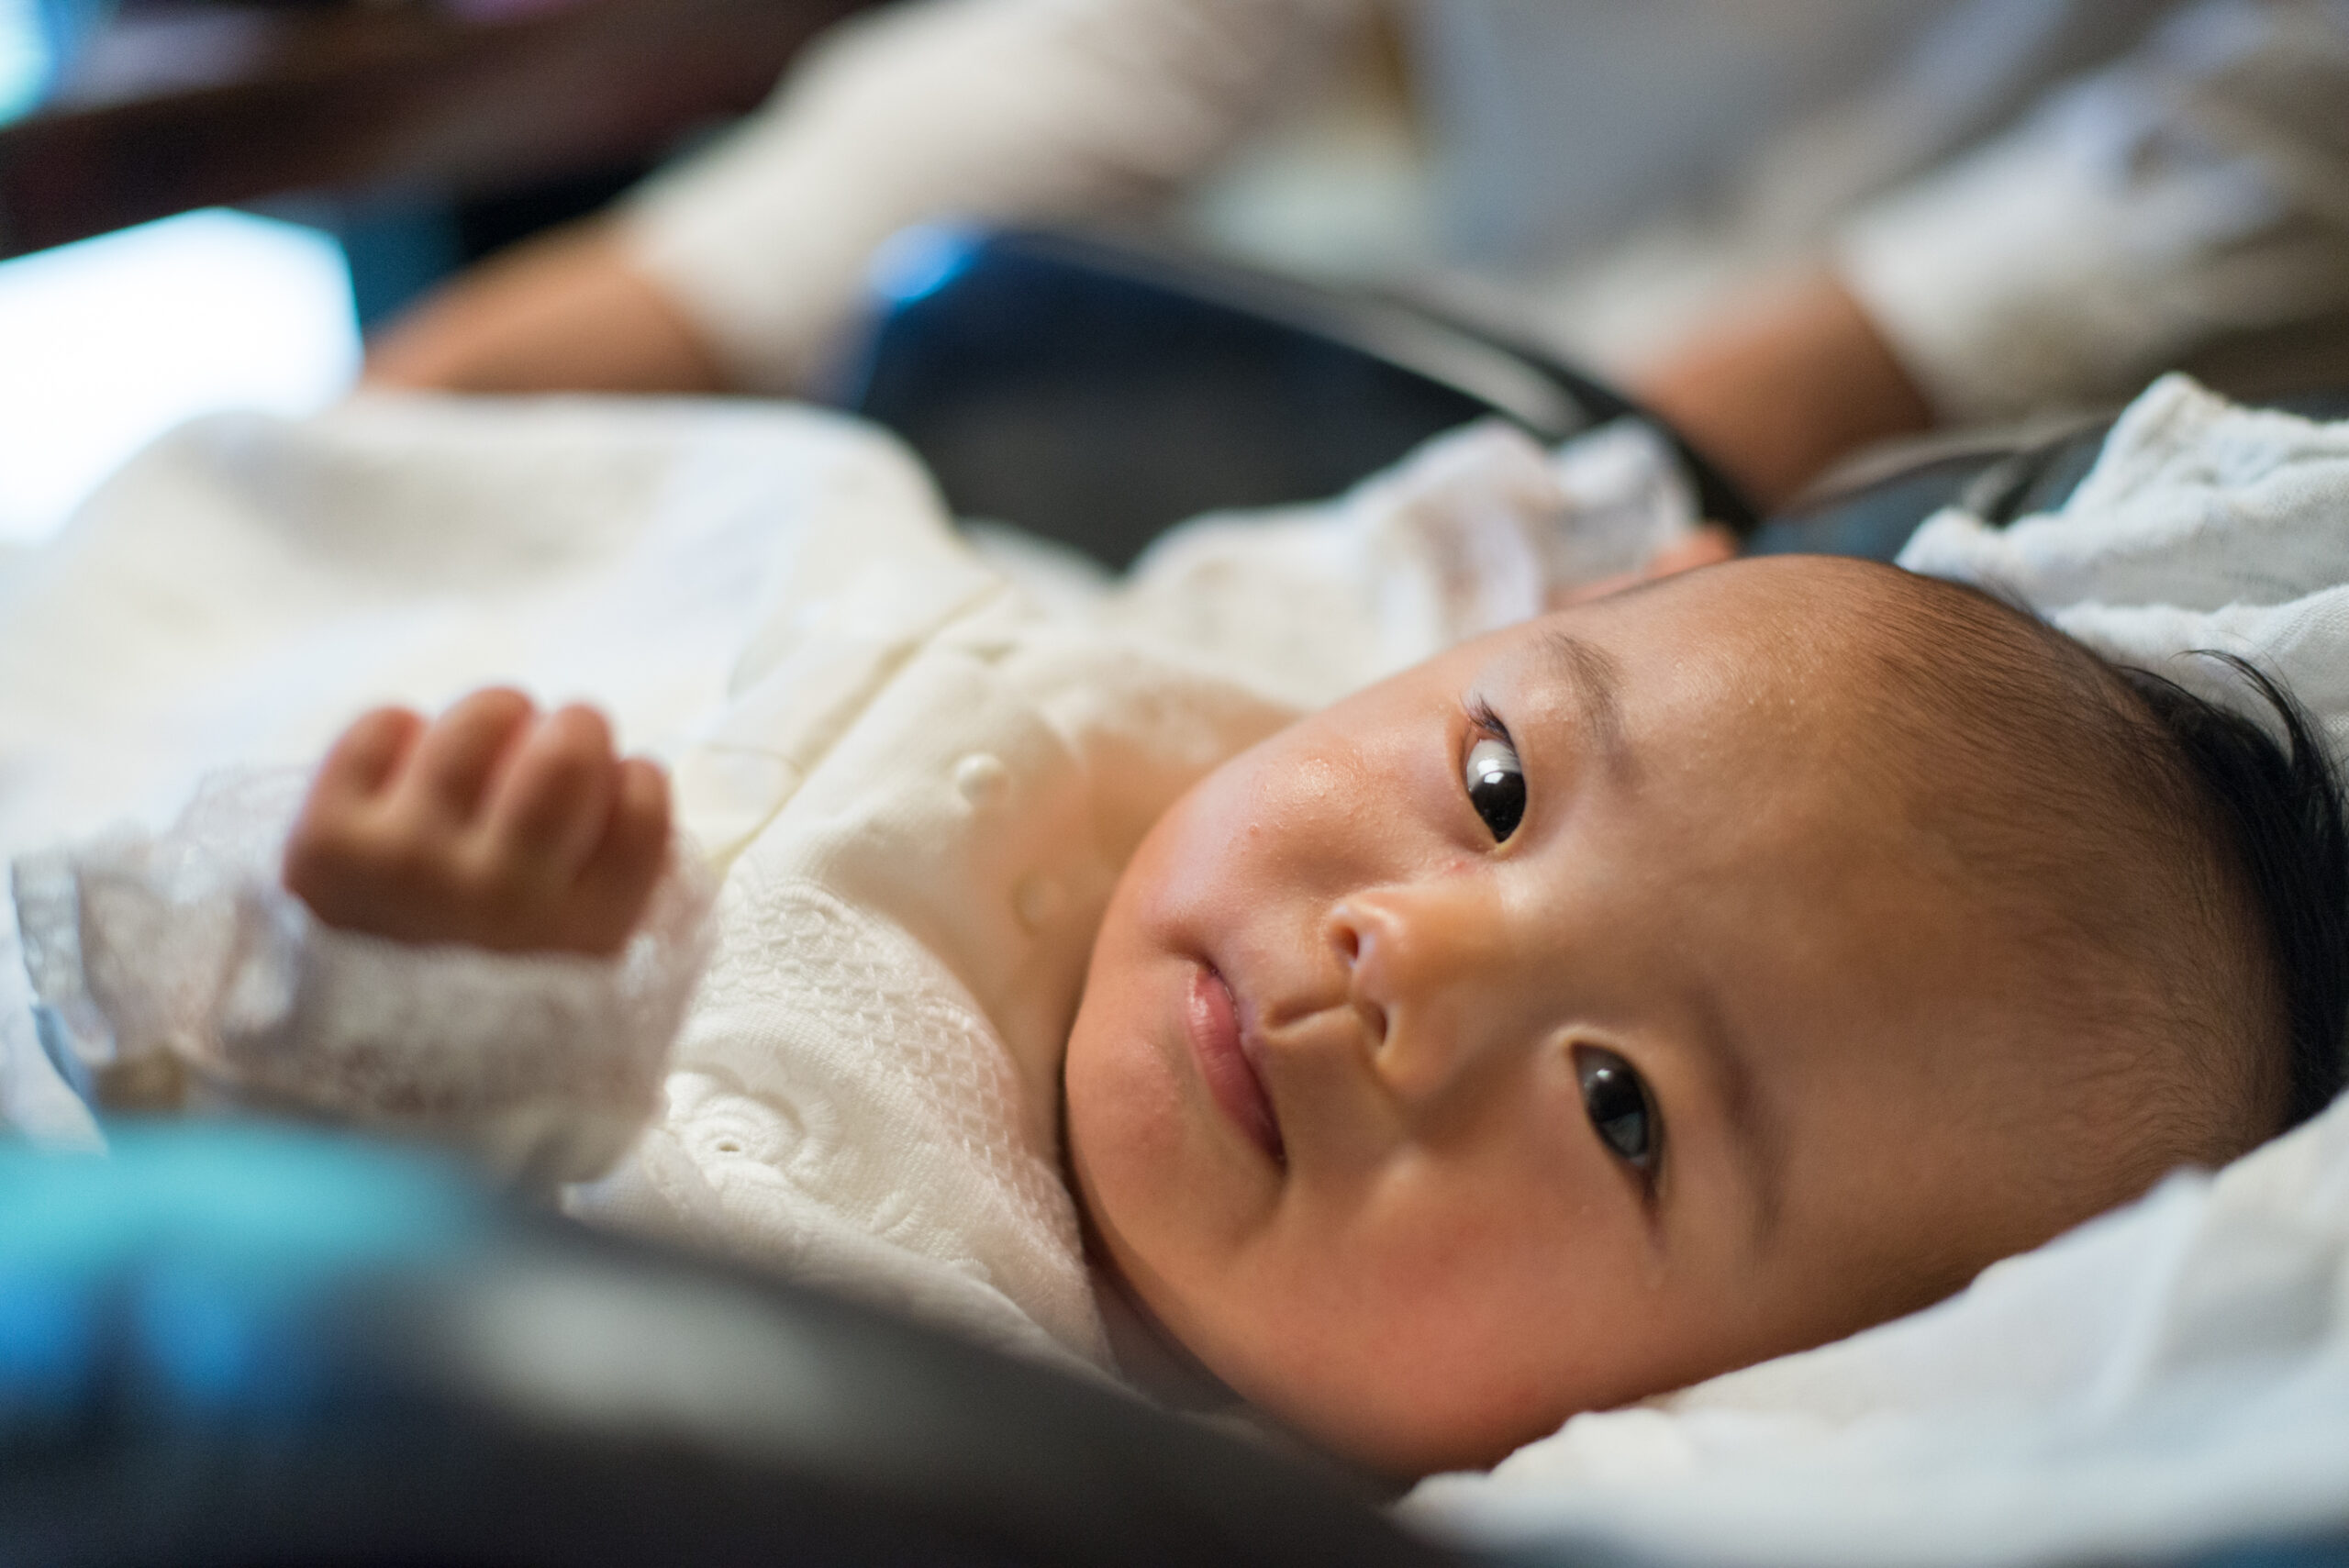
1014 873 1064 930
953 752 1009 806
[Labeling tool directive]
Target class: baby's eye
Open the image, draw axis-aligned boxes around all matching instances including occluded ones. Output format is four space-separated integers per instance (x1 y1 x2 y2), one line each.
1464 734 1525 842
1577 1047 1657 1173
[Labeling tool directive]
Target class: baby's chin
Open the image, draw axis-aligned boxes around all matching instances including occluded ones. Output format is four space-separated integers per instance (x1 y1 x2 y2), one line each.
1075 1229 1529 1480
1064 1108 1598 1478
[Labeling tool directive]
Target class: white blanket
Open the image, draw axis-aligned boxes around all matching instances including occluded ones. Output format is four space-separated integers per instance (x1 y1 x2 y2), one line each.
1406 375 2349 1565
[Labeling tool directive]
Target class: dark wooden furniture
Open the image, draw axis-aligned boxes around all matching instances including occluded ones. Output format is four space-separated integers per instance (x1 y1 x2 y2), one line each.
0 0 876 261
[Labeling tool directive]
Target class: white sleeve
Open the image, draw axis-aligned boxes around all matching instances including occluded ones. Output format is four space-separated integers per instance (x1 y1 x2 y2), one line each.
622 0 1361 393
11 770 716 1190
1836 0 2349 423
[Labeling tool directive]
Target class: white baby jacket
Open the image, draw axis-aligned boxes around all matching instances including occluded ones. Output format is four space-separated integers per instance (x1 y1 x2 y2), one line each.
568 479 1295 1373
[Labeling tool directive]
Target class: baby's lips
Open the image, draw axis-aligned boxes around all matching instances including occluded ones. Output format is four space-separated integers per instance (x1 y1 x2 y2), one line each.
1234 1012 1287 1162
1187 963 1286 1164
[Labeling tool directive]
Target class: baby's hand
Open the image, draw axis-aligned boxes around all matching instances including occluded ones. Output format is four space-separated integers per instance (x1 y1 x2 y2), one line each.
284 689 671 957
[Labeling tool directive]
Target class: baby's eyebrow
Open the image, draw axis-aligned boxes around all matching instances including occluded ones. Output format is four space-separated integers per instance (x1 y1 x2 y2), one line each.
1536 629 1627 763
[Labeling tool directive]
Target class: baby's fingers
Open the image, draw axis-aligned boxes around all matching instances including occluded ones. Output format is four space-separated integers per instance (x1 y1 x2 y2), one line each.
310 706 427 811
399 687 535 823
486 705 618 883
286 706 426 905
565 757 672 955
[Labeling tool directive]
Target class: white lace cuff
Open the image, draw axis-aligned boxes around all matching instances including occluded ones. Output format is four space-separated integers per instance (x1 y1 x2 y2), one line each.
12 770 715 1187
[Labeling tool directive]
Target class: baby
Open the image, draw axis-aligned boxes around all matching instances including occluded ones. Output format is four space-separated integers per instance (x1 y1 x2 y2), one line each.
263 550 2345 1478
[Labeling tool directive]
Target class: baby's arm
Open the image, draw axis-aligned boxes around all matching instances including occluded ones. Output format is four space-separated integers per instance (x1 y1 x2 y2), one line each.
284 689 670 958
15 690 711 1182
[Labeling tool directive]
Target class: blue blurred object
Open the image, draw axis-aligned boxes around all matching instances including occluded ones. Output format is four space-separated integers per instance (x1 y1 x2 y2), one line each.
0 1125 487 1429
867 222 984 308
332 198 467 328
0 0 51 120
3 1124 2345 1563
0 0 116 123
0 1123 1451 1568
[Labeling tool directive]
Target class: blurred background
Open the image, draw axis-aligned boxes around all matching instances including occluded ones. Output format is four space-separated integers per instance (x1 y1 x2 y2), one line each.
6 0 2345 550
0 0 1444 550
0 0 888 545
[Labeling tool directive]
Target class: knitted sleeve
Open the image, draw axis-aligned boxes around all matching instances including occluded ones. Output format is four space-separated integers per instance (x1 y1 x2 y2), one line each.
13 769 716 1189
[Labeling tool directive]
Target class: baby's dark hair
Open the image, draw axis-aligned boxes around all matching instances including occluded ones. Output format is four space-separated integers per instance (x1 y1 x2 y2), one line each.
2113 656 2349 1130
1862 566 2349 1172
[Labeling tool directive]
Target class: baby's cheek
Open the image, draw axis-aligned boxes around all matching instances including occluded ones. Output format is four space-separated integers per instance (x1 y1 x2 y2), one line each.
1276 1149 1675 1454
1064 1018 1173 1182
1063 940 1188 1226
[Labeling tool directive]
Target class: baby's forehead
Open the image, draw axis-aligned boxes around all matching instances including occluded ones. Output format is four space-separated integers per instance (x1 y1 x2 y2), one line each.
1560 560 2123 1002
1533 563 2276 1272
1605 572 2176 1028
1579 559 2094 769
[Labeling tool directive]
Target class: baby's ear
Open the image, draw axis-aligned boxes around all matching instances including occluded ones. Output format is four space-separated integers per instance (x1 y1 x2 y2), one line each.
1549 525 1741 609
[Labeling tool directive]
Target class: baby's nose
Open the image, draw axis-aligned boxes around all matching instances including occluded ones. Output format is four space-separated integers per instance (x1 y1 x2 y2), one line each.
1325 878 1512 1102
1324 902 1390 1051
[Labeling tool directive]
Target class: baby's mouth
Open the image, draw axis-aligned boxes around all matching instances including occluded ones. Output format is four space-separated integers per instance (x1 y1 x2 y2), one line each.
1186 963 1285 1165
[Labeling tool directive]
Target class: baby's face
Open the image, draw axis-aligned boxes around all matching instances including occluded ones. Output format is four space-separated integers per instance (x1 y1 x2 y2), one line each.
1064 557 2087 1476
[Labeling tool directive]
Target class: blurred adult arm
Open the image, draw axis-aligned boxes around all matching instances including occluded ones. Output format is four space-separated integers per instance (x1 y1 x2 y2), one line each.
1637 0 2349 511
364 222 730 393
366 0 1358 395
